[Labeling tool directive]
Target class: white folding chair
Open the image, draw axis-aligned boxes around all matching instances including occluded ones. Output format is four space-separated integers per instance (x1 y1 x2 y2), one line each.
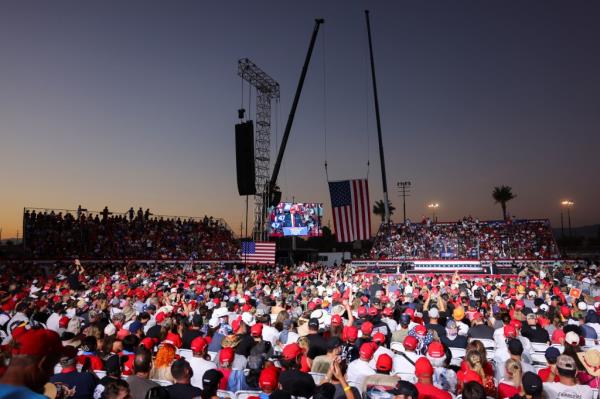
585 338 598 348
309 372 326 385
476 338 496 351
531 342 549 353
450 347 466 360
151 379 172 387
236 391 262 399
218 390 236 399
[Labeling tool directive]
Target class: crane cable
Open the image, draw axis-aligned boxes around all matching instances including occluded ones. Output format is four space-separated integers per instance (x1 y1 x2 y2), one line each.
364 18 371 181
322 24 329 183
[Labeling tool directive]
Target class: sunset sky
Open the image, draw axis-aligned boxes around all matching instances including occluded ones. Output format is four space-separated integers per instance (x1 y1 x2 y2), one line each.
1 1 599 239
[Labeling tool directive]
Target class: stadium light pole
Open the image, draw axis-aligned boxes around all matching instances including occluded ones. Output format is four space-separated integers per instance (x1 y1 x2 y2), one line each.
561 200 574 236
428 203 439 223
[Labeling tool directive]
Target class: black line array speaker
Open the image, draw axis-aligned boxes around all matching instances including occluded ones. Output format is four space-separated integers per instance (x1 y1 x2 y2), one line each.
235 121 256 196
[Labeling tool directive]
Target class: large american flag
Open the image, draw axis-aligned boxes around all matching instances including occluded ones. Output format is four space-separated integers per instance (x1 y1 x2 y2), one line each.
328 179 371 242
241 241 276 264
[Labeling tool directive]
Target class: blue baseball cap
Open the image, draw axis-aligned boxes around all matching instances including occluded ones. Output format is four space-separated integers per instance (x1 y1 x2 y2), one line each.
545 346 560 363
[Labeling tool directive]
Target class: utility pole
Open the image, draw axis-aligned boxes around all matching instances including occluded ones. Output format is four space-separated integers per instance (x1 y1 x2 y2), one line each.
396 181 411 223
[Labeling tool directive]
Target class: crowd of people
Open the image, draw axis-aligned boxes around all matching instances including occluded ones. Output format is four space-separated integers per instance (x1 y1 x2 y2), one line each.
371 218 560 261
0 257 600 399
23 208 239 260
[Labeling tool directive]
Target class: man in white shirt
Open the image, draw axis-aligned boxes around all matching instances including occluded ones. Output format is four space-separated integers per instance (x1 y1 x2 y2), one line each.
346 342 376 390
260 318 280 348
46 304 64 333
382 307 398 332
544 355 594 399
188 337 216 389
391 336 422 375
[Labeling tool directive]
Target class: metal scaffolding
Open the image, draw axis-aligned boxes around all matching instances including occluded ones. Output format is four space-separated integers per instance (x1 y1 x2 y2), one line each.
238 58 280 240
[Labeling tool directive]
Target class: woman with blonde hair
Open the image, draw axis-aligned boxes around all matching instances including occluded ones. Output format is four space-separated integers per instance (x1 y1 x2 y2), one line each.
498 359 523 398
457 350 496 397
463 340 494 377
297 336 312 372
149 343 177 382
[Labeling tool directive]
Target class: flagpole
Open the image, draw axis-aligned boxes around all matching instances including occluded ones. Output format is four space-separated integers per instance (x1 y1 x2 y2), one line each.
365 10 390 224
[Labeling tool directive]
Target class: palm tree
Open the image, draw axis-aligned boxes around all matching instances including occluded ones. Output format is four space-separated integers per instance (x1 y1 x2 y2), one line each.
373 200 396 222
492 186 516 220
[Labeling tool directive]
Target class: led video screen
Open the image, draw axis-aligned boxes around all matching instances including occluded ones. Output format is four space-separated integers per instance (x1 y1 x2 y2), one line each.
268 202 323 237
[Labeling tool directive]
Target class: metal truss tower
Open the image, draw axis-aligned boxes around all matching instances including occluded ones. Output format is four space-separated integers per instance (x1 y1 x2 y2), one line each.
238 58 280 240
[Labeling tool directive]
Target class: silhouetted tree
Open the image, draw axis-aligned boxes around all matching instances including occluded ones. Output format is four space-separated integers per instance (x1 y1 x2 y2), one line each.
492 186 516 220
373 200 395 222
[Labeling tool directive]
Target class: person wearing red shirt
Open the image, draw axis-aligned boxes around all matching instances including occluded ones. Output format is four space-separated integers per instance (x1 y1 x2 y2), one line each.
498 359 522 399
414 357 452 399
217 347 235 390
77 336 104 371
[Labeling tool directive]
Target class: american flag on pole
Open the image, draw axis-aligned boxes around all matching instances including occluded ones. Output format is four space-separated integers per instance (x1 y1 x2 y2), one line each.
328 179 371 242
241 241 276 264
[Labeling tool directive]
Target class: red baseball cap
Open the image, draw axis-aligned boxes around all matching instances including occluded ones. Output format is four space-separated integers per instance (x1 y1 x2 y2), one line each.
331 314 343 326
461 369 483 384
368 307 378 317
358 306 367 318
191 337 208 353
504 324 517 338
155 312 166 324
250 323 263 337
281 343 303 360
383 307 393 317
427 341 445 358
561 306 571 318
259 366 279 391
414 357 434 377
140 337 157 350
163 332 182 348
361 321 373 336
515 300 525 310
231 318 241 333
403 335 418 351
219 347 235 363
414 325 427 336
551 329 566 344
12 328 63 357
359 342 376 359
376 353 393 372
510 319 522 330
373 332 386 344
343 326 358 343
59 316 70 328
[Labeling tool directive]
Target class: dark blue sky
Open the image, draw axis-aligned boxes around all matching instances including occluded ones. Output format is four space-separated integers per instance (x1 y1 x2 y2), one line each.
1 1 599 237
